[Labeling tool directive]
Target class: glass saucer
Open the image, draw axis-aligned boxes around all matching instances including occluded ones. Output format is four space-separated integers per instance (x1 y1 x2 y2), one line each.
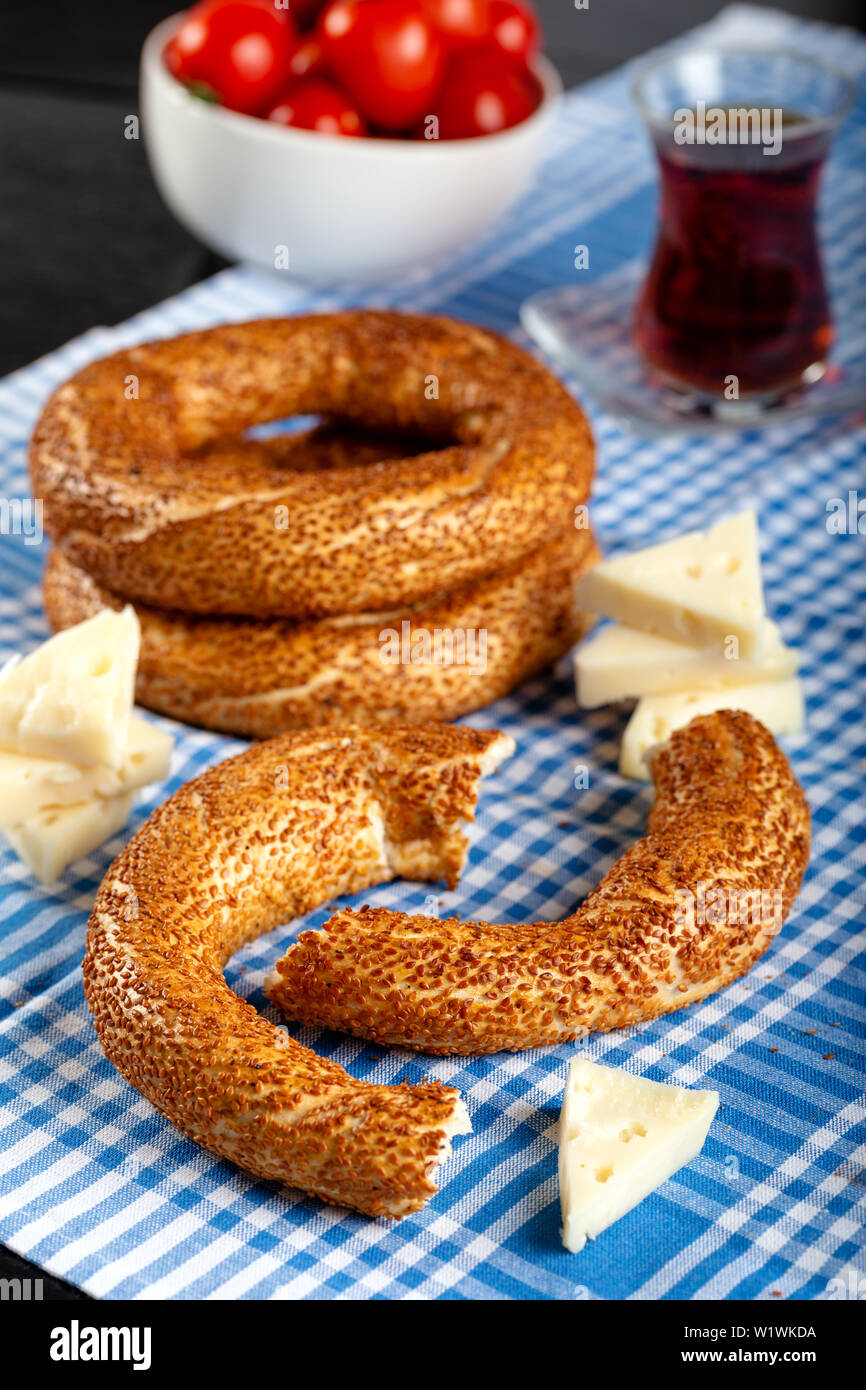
520 261 866 435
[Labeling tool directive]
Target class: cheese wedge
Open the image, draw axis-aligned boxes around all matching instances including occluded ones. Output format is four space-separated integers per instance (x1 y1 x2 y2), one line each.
575 512 766 661
575 618 797 708
0 608 140 768
559 1058 718 1254
0 714 172 831
619 677 805 779
3 792 135 884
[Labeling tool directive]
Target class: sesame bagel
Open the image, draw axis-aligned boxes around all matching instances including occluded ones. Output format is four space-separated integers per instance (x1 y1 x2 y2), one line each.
30 312 594 618
267 712 810 1054
84 723 514 1219
43 526 599 737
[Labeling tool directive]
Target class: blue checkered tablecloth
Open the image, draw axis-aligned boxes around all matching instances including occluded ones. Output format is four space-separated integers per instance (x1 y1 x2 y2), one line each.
0 5 864 1301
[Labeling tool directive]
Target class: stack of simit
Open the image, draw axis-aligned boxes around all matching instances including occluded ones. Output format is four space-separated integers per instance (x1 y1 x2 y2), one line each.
31 311 597 737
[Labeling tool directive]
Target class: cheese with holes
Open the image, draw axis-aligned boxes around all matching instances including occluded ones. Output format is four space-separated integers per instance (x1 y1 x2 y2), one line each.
575 618 797 708
0 608 139 767
559 1058 718 1253
3 792 135 884
575 512 766 661
0 714 172 831
619 678 804 779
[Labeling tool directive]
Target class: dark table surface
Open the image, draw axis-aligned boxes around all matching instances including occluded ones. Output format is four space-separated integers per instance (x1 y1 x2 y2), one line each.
1 0 863 1300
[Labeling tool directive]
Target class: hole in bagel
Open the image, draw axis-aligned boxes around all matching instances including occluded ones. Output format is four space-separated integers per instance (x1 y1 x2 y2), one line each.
236 419 459 474
244 414 324 440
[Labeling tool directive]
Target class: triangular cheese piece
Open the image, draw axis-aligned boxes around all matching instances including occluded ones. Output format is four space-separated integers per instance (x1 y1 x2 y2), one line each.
575 512 765 661
0 608 139 768
559 1058 718 1253
575 617 797 708
0 714 172 830
3 792 134 885
619 677 804 779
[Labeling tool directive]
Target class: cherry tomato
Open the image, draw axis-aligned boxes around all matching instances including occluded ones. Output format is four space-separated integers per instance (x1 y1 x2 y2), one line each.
422 0 491 49
487 0 540 65
288 35 327 78
166 1 297 115
434 52 537 138
265 77 367 133
164 35 188 80
318 0 445 131
246 0 297 26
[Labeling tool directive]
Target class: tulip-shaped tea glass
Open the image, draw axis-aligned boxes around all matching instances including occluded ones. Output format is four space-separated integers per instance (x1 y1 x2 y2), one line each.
632 49 854 401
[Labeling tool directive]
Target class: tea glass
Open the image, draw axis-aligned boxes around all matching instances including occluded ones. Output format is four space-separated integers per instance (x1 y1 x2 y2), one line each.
632 49 855 400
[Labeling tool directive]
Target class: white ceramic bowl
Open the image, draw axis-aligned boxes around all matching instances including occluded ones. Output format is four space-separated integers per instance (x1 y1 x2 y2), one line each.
140 14 561 284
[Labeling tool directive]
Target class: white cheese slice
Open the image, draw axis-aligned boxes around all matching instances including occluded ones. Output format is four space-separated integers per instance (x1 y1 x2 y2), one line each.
575 618 797 708
559 1057 718 1254
0 608 140 768
0 714 172 831
575 512 766 661
3 792 135 884
619 677 805 779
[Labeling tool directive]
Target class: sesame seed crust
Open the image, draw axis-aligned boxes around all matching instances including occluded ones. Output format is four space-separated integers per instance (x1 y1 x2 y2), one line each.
43 530 599 737
83 723 514 1218
30 311 594 619
268 712 811 1054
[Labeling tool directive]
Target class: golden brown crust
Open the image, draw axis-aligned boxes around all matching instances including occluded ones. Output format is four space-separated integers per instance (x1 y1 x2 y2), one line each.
30 312 594 618
43 528 599 737
268 712 811 1053
83 723 515 1218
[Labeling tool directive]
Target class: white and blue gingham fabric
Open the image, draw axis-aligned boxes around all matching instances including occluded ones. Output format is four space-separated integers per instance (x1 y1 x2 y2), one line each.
0 6 864 1301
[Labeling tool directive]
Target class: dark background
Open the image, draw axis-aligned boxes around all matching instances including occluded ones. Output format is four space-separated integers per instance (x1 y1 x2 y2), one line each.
1 0 863 1300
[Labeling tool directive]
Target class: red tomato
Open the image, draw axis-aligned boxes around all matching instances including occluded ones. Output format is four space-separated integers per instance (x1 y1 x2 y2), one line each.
164 35 188 79
265 77 367 133
166 1 297 114
318 0 445 131
422 0 491 49
288 35 327 78
434 52 537 137
487 0 539 65
246 0 297 25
